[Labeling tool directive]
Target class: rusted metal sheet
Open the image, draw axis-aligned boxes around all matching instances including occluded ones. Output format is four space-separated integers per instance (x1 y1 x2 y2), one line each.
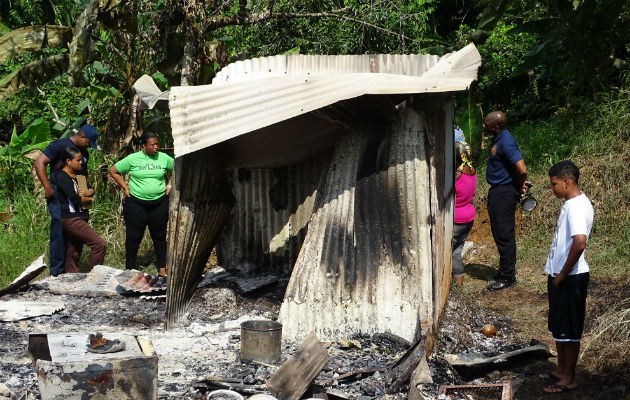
119 272 167 293
165 45 481 338
29 333 158 400
216 156 328 274
279 107 433 342
419 96 455 350
166 148 234 328
169 44 481 158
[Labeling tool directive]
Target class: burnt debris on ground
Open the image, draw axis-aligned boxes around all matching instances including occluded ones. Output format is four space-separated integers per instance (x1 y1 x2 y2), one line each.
0 263 561 399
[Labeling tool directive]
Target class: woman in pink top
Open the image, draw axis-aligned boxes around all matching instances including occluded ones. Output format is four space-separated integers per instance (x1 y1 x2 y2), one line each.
453 141 476 285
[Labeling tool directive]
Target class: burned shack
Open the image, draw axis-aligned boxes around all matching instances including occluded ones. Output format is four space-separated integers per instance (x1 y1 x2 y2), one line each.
164 44 482 347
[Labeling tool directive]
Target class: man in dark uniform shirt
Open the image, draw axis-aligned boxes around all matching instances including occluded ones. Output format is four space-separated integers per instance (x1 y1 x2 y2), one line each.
483 111 530 291
34 124 99 276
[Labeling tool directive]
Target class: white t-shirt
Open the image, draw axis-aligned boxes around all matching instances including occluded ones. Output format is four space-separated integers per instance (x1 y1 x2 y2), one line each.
545 193 594 276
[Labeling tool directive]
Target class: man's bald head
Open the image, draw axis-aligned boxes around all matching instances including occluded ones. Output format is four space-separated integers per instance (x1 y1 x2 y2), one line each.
484 111 507 135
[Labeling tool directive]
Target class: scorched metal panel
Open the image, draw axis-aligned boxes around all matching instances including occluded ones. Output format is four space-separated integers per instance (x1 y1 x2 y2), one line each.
169 44 481 158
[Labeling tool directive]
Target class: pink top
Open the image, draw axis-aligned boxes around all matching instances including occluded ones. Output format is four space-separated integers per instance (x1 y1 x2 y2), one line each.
455 172 476 224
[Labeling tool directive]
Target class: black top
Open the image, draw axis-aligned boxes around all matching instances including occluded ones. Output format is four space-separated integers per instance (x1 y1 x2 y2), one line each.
56 171 91 219
42 138 89 185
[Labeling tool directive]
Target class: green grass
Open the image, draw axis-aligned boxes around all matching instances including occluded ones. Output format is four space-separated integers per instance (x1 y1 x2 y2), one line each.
0 192 49 287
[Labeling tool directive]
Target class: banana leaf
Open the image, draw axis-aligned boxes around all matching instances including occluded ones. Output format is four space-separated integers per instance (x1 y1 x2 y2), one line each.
0 54 69 103
0 25 73 65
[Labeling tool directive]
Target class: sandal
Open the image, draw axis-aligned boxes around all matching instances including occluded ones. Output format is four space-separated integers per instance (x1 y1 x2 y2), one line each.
544 383 577 394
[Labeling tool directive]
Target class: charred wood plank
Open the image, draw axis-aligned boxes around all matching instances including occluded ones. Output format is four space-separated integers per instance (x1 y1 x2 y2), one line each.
266 332 329 400
386 334 426 393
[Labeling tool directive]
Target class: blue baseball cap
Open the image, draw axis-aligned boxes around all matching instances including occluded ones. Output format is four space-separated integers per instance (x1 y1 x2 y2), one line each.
80 124 99 149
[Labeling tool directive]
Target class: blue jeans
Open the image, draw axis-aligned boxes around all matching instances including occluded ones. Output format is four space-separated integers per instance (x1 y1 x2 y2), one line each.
47 186 66 276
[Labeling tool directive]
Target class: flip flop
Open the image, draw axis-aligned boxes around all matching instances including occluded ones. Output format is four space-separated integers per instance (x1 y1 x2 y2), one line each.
544 384 577 394
537 372 559 382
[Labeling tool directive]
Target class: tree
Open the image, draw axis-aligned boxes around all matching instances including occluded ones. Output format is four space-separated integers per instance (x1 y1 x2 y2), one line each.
1 0 437 154
472 0 629 118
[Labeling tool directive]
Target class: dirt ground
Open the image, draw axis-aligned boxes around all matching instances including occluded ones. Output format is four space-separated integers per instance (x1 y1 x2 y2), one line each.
453 207 630 400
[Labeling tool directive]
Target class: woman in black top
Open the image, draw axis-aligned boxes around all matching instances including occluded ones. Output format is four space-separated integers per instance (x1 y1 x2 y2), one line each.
56 146 106 273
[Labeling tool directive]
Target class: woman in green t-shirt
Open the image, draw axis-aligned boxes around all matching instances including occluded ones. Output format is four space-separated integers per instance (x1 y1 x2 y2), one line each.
109 132 174 277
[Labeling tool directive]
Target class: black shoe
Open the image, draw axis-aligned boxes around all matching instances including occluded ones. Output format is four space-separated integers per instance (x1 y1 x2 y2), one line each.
487 278 517 291
488 273 500 281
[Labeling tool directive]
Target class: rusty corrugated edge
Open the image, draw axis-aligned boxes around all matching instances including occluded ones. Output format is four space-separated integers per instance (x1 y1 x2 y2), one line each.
169 44 481 158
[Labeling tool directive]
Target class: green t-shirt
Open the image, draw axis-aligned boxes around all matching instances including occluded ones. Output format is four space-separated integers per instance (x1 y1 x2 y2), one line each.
115 151 174 201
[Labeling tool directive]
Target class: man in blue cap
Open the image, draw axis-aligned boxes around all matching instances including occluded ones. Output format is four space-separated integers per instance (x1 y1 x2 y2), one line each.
34 124 99 276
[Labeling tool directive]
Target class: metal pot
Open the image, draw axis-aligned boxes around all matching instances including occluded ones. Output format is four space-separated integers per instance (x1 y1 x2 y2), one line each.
240 320 282 364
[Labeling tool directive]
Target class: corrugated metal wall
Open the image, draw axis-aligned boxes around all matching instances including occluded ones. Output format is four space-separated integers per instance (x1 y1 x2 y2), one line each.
216 154 330 274
166 148 235 327
279 107 434 342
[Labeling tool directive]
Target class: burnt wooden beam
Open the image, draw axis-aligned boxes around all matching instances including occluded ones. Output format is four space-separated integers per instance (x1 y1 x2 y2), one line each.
386 334 426 393
267 332 330 400
165 147 234 328
417 94 454 351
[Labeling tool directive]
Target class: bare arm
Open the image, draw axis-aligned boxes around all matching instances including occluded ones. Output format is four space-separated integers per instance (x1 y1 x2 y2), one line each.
109 165 130 201
34 153 54 199
552 234 587 287
514 159 529 193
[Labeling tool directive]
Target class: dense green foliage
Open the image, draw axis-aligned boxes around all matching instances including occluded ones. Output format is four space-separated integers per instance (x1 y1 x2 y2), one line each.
219 0 434 56
0 0 628 286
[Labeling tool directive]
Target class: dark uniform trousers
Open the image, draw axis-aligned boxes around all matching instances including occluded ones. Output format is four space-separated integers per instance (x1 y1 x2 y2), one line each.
488 183 521 279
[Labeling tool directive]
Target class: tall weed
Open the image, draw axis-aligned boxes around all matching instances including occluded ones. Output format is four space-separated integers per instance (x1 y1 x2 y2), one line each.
0 191 49 287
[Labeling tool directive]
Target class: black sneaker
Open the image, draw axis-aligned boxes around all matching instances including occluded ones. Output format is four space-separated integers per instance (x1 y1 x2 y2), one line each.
487 277 517 291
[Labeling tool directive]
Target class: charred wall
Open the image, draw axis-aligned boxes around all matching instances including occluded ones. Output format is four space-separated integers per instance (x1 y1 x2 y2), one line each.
216 154 331 274
279 106 435 343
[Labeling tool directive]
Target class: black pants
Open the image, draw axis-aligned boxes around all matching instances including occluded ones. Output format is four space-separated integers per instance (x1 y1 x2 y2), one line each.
487 184 520 279
123 195 168 270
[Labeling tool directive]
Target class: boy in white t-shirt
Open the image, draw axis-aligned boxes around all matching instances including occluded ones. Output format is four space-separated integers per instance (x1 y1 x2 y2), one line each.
540 160 594 394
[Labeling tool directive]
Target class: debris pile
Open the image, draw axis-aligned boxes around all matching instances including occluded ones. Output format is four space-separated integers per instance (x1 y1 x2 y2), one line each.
0 260 551 399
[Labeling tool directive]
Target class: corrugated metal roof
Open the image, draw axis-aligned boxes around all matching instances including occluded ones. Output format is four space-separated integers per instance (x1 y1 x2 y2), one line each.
169 44 481 158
